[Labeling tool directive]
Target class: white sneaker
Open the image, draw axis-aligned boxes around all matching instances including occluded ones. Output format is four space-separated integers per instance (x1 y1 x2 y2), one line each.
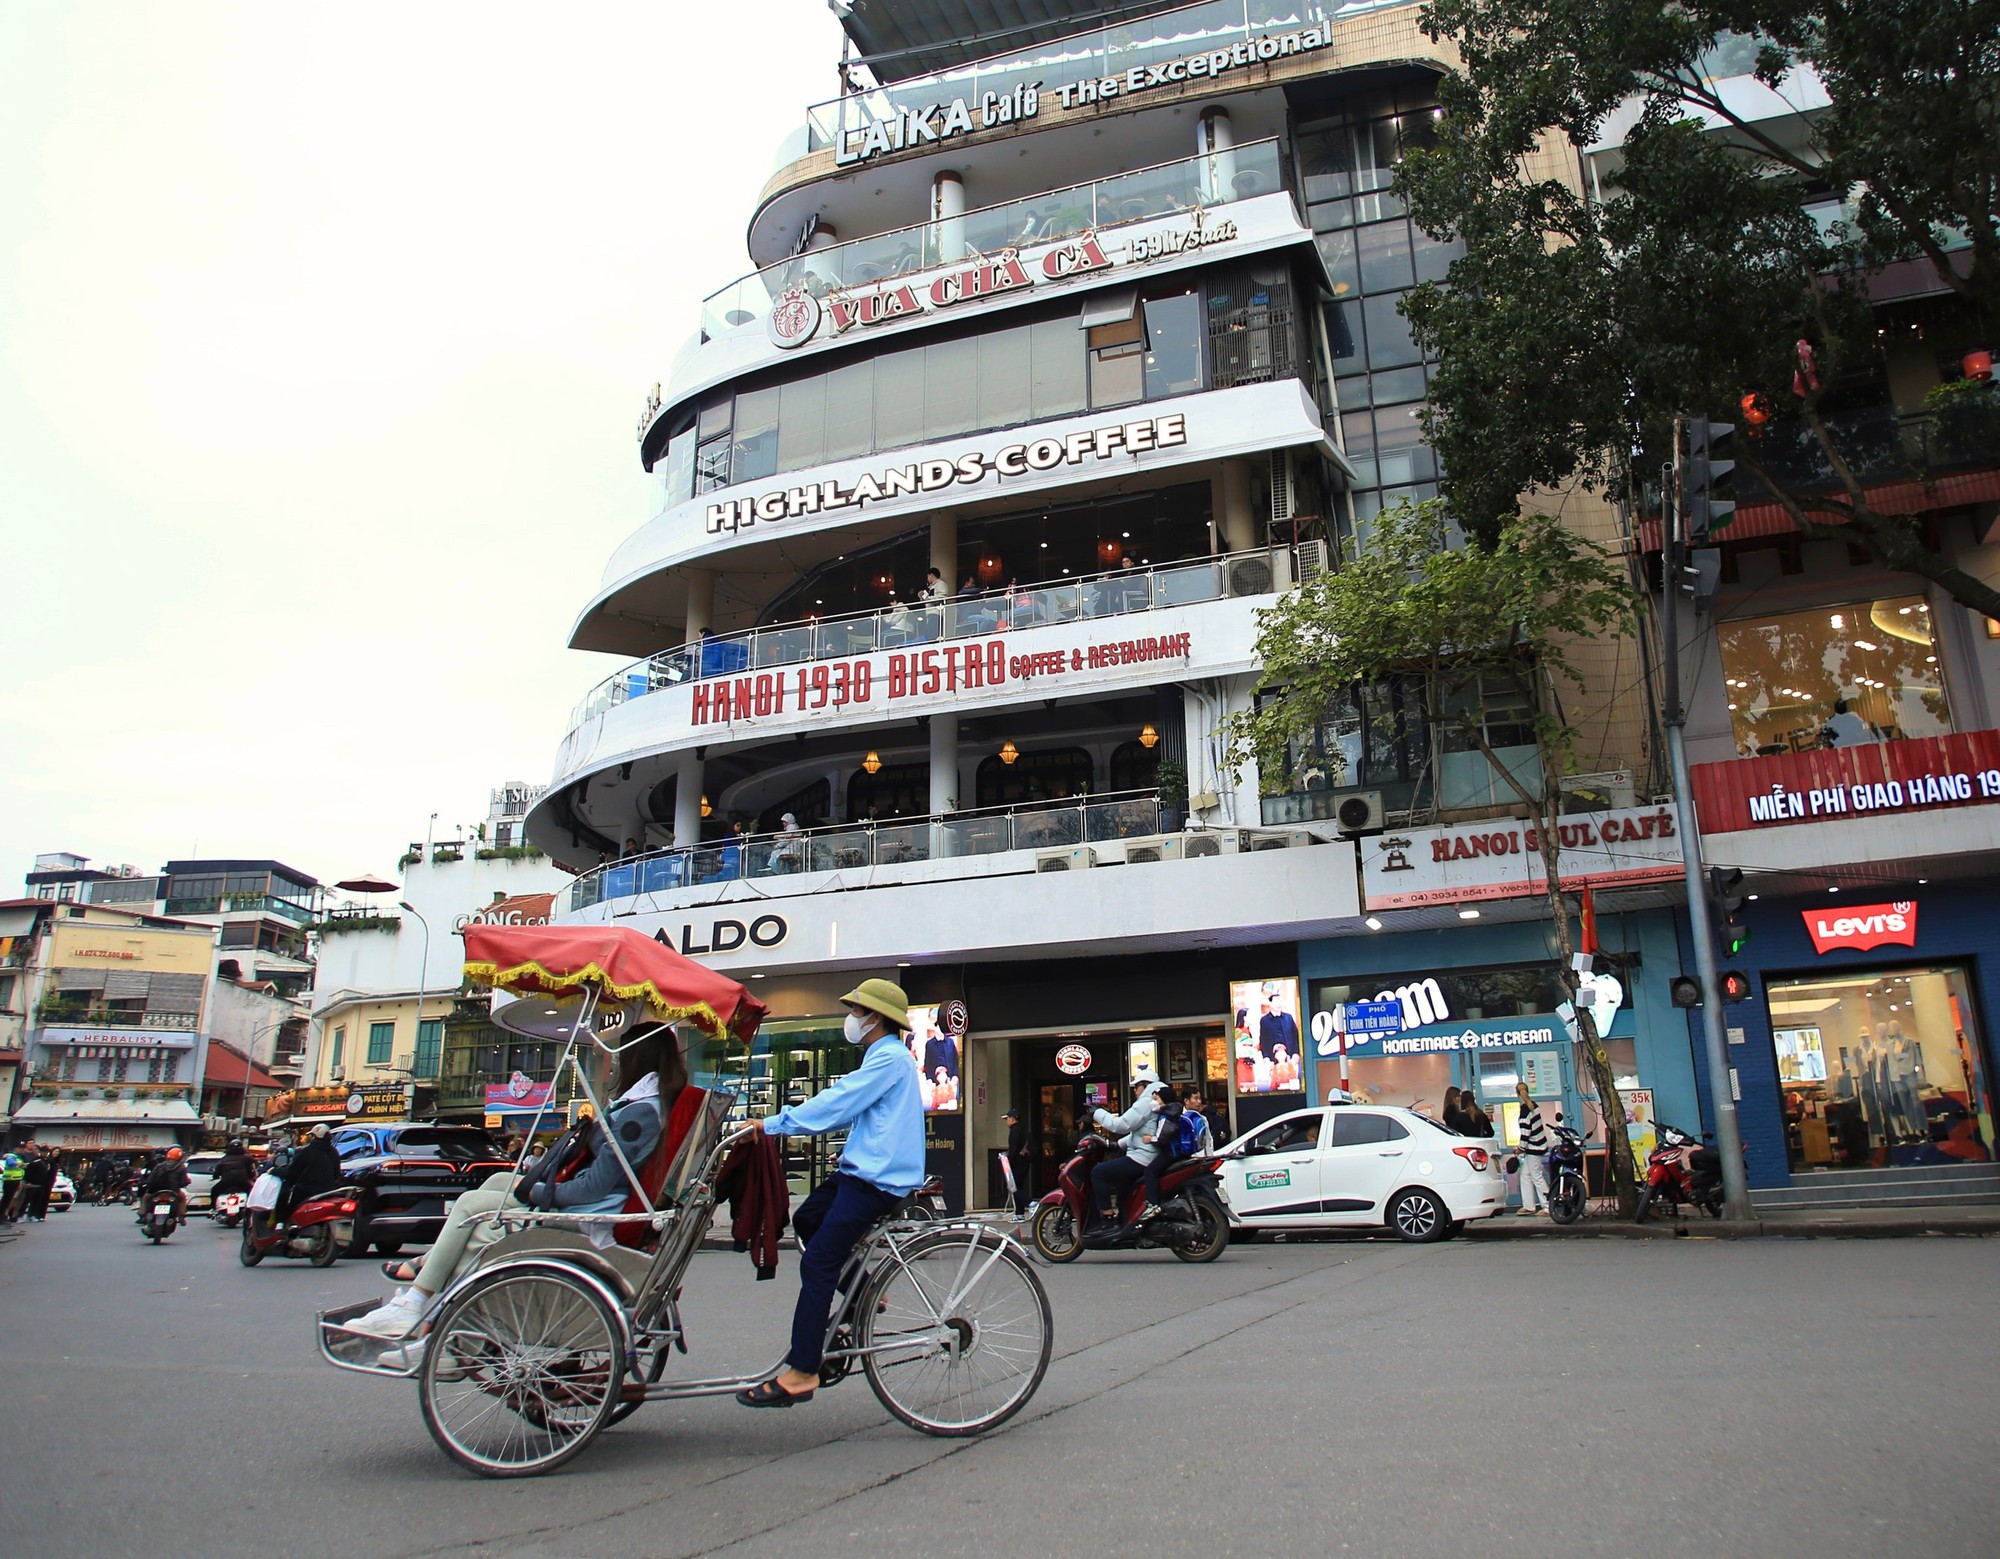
377 1334 428 1371
345 1288 428 1339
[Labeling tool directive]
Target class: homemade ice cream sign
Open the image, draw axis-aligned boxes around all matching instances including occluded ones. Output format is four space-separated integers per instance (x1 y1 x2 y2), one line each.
1359 806 1684 911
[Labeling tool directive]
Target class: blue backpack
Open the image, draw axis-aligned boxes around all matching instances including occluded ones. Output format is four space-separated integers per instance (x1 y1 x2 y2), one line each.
1170 1109 1205 1159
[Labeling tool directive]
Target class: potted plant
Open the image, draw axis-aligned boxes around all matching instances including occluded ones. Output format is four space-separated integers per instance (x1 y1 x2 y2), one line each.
1155 759 1188 832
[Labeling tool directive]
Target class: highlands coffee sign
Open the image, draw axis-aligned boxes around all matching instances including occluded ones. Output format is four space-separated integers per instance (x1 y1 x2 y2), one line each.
767 213 1239 351
706 413 1187 534
830 22 1337 166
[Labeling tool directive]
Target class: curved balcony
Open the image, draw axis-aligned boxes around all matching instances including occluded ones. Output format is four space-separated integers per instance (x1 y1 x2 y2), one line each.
567 790 1165 914
565 545 1295 745
694 138 1286 351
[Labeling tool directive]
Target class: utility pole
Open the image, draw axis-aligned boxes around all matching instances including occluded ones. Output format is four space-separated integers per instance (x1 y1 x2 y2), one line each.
1660 415 1755 1221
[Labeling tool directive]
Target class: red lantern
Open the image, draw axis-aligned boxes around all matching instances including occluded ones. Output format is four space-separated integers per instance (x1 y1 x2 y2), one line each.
975 552 1004 584
1964 350 1993 382
1095 538 1122 566
1740 391 1772 428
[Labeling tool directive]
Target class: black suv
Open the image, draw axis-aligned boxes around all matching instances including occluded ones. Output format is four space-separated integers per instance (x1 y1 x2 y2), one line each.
328 1124 513 1256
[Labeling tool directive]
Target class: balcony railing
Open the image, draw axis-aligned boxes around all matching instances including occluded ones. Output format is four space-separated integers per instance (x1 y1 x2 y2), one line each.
570 790 1165 912
569 545 1292 738
698 138 1287 341
799 1 1398 156
1740 399 2000 500
35 1004 200 1032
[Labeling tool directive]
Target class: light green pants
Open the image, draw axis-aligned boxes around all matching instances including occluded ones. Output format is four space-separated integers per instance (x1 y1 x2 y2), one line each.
413 1171 519 1294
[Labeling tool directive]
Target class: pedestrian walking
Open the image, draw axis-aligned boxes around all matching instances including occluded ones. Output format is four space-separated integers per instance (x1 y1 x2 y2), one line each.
1003 1109 1031 1215
21 1145 55 1221
1514 1080 1552 1215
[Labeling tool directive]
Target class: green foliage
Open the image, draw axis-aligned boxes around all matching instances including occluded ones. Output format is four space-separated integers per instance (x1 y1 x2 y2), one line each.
1399 0 2000 617
1153 760 1188 808
312 914 401 936
1232 501 1638 803
475 845 545 862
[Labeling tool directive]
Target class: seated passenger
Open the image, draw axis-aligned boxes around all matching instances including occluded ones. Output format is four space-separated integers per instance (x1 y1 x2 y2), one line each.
1086 1074 1167 1230
1136 1092 1190 1220
344 1024 686 1343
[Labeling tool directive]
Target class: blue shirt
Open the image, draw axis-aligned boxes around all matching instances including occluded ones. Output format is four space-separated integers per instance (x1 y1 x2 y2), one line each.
763 1033 926 1194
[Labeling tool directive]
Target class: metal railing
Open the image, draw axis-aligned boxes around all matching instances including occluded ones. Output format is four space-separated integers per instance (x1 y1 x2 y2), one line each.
800 1 1401 155
569 790 1164 912
569 545 1291 737
1739 399 2000 499
699 138 1286 340
35 1005 200 1032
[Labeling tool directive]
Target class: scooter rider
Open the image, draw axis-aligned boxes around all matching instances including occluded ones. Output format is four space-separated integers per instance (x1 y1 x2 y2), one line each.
141 1146 191 1228
211 1139 256 1201
1087 1072 1169 1230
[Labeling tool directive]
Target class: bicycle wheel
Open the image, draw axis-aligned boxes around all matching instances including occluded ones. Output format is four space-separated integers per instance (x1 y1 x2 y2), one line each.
860 1228 1052 1437
418 1268 625 1478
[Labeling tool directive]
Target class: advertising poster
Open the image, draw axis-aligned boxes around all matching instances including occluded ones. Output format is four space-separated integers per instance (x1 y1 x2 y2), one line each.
1127 1040 1158 1085
1229 978 1305 1094
1624 1088 1657 1167
906 1003 962 1112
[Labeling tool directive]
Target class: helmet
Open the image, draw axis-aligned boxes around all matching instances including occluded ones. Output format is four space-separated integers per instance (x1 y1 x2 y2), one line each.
226 1138 244 1152
166 1146 184 1161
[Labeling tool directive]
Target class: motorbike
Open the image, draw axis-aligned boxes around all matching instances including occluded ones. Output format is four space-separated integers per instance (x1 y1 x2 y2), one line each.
1545 1123 1587 1225
1029 1133 1228 1263
1633 1123 1724 1223
213 1189 249 1229
899 1174 950 1221
141 1194 181 1244
240 1186 358 1268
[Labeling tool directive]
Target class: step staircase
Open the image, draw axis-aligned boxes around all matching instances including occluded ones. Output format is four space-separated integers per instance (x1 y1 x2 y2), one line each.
1752 1161 2000 1213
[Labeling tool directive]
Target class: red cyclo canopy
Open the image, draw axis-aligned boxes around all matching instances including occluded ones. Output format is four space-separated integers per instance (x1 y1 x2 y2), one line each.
461 923 767 1045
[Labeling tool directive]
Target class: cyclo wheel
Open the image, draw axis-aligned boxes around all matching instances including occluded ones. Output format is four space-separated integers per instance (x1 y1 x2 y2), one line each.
418 1267 625 1478
860 1227 1052 1438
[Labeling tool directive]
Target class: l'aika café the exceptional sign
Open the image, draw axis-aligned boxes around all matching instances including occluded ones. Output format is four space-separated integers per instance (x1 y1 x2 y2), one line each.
828 21 1338 165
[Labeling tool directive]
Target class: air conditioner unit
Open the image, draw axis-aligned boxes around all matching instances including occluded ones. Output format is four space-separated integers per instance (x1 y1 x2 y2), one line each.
1295 538 1330 582
1036 847 1097 873
1123 837 1185 865
1180 830 1241 859
1226 555 1276 598
1246 829 1315 852
1269 448 1294 524
1333 790 1386 836
1560 770 1637 813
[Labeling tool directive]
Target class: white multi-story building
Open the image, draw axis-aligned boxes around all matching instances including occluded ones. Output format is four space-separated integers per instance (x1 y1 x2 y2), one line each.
522 2 1679 1210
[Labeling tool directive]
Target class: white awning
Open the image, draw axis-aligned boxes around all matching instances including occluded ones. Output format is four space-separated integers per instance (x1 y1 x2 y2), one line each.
11 1098 203 1127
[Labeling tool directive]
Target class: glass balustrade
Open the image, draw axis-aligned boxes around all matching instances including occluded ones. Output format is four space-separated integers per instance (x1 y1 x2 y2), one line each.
567 546 1291 737
700 140 1287 339
568 790 1163 911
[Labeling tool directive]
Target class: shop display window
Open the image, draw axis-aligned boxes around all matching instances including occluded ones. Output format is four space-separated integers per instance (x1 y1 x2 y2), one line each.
1767 966 1992 1172
1716 594 1952 758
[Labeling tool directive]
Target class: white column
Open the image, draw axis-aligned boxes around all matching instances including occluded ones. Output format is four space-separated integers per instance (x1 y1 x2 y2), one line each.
684 569 715 644
1198 107 1238 205
1214 459 1257 552
931 170 966 264
673 751 704 847
929 714 959 815
930 514 958 594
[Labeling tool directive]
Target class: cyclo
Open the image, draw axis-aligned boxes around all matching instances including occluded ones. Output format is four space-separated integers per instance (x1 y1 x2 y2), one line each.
316 924 1053 1477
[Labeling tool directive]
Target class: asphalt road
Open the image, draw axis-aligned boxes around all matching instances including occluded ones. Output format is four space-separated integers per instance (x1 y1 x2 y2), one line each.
2 1205 1996 1558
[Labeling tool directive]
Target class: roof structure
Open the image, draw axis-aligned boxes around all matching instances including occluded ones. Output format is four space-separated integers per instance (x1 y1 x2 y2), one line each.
203 1040 282 1092
836 0 1193 83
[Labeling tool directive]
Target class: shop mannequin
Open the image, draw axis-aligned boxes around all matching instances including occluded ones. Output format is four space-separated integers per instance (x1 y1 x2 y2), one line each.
1886 1022 1926 1143
1854 1029 1885 1149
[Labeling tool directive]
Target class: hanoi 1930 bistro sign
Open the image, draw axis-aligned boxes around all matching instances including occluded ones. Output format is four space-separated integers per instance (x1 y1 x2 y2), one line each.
1360 805 1684 911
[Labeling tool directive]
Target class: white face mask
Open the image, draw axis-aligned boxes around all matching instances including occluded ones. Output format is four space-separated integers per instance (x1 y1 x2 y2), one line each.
843 1011 870 1045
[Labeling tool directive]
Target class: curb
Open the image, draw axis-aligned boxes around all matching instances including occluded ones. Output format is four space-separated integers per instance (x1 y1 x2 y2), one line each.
1467 1213 2000 1241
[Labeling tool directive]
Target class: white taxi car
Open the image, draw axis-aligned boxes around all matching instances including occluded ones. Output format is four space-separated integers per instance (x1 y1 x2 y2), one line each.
1219 1105 1508 1241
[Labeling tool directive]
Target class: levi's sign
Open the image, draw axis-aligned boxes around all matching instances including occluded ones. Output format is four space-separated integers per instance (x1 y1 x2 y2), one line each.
706 414 1187 534
1804 900 1918 955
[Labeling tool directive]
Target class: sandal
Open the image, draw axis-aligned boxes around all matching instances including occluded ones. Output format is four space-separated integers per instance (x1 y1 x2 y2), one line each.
380 1259 420 1283
736 1377 814 1408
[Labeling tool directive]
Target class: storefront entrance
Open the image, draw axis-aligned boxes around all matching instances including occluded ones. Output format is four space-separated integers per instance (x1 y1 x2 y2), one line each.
1768 965 1993 1173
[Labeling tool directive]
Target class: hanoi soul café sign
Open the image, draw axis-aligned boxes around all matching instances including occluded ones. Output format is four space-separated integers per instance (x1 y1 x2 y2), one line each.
706 413 1188 535
1360 805 1684 911
831 22 1338 165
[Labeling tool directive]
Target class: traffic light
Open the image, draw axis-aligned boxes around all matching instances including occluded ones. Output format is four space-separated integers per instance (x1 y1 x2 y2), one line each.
1687 418 1737 540
1670 975 1703 1009
1720 970 1753 1003
1709 866 1751 957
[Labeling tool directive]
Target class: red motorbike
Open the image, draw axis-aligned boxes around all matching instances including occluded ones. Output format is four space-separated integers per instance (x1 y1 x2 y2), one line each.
240 1186 359 1268
1633 1123 1725 1222
1029 1134 1228 1263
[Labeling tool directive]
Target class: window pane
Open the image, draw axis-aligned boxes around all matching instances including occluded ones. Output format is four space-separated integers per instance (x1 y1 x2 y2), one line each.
660 417 696 506
732 386 781 482
1142 290 1203 397
1316 228 1360 300
1029 315 1086 419
822 359 874 461
977 324 1033 429
1373 403 1432 486
1340 408 1378 488
1326 300 1362 369
1356 221 1415 293
1715 594 1951 756
775 374 827 472
1413 226 1463 284
1369 365 1428 407
1298 125 1354 204
1362 294 1421 368
874 347 927 451
924 336 979 440
697 398 731 441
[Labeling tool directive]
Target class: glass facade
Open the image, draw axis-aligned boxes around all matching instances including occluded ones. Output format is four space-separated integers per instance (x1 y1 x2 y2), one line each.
1297 79 1461 535
1716 594 1951 757
1770 966 1992 1173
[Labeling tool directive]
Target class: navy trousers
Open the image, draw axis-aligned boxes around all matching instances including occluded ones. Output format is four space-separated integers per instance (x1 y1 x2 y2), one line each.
788 1172 904 1374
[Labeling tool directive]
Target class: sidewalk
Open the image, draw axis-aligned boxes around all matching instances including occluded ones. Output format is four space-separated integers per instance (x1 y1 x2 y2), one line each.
1467 1203 2000 1240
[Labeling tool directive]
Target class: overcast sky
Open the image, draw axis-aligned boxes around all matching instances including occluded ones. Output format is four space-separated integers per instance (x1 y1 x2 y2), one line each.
0 2 841 893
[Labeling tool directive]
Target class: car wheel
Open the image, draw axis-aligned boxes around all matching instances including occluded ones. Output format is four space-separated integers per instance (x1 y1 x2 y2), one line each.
1388 1188 1449 1243
374 1241 405 1257
1228 1226 1261 1244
